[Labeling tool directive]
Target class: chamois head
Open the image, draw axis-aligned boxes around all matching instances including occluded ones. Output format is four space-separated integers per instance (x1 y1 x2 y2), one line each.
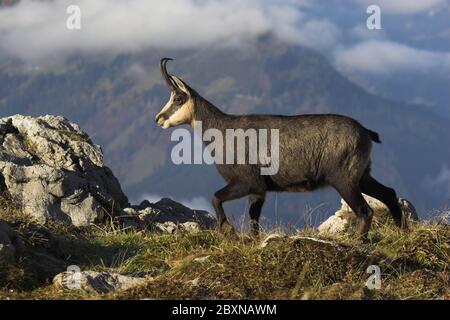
155 58 196 129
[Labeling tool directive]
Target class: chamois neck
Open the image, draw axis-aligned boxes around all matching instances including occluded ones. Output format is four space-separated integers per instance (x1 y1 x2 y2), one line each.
192 95 228 130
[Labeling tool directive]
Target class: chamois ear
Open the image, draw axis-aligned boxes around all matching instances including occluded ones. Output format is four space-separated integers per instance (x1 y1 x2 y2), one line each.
170 75 190 94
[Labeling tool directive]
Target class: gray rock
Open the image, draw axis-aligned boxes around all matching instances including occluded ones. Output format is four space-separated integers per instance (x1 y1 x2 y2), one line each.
155 221 178 234
179 221 202 234
260 233 345 251
119 198 216 233
153 221 202 234
398 198 419 221
53 271 148 293
144 198 215 227
0 115 128 226
317 208 353 235
318 194 419 235
0 115 214 231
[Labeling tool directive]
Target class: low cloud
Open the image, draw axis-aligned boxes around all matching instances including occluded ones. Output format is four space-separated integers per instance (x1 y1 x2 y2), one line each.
334 40 450 75
0 0 320 63
1 0 448 77
293 19 341 51
124 63 148 80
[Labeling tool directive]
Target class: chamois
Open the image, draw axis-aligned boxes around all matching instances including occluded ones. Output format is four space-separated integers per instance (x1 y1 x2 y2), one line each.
155 58 405 239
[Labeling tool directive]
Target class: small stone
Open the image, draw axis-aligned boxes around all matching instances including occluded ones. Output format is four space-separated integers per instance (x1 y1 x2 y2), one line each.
155 221 177 234
398 198 419 221
194 255 210 263
53 271 148 294
318 194 420 236
187 278 200 287
181 221 201 234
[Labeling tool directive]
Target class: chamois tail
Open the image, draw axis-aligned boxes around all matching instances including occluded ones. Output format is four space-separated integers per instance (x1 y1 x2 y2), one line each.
366 128 381 144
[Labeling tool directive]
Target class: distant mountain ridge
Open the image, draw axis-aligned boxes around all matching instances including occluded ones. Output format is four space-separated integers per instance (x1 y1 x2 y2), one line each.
1 38 449 222
0 0 19 7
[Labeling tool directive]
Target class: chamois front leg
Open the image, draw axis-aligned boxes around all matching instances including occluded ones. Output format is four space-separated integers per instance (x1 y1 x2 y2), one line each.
212 182 249 235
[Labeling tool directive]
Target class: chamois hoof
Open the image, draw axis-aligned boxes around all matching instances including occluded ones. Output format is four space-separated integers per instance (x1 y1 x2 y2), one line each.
358 233 370 244
400 218 410 232
393 215 410 232
250 230 260 238
218 222 236 237
358 215 373 243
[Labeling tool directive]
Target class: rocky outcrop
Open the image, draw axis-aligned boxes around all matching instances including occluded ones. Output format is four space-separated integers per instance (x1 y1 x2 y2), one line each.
0 115 215 231
318 195 419 235
119 198 216 233
0 115 129 227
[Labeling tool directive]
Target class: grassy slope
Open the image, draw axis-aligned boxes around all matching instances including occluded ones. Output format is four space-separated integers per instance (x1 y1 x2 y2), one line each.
0 201 449 300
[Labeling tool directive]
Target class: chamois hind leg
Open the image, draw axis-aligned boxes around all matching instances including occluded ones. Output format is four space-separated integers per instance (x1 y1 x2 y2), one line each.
360 174 405 229
334 183 373 241
248 193 266 237
212 182 249 235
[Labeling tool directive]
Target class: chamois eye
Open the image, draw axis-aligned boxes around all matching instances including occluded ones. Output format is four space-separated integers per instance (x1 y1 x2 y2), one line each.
174 95 184 105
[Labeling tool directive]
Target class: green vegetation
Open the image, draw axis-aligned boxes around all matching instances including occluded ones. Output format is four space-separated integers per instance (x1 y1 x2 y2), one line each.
0 199 448 300
56 129 89 143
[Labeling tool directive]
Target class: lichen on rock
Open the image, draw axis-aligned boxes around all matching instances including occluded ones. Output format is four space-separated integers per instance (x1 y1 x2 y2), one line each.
0 115 129 227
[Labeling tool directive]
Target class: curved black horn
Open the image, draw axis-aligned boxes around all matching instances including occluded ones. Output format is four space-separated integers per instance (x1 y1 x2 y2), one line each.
160 57 175 89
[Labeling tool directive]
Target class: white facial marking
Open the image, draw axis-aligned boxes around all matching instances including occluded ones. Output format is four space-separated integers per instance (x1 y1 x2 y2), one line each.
156 76 194 128
157 91 175 116
166 102 193 127
162 120 171 129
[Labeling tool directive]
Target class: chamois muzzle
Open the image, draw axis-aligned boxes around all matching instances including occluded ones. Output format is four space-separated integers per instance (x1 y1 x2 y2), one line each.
155 113 164 125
